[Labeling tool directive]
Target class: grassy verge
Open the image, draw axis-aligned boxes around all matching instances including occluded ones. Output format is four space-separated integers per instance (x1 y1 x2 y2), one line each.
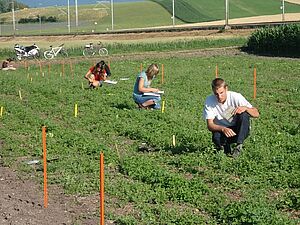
0 37 248 60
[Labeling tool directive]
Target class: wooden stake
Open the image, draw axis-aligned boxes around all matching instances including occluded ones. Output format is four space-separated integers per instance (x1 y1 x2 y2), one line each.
100 152 105 225
70 61 74 79
215 64 218 78
62 61 65 76
0 106 3 117
39 61 42 73
140 63 143 73
161 64 164 84
48 63 50 75
42 126 48 208
172 135 176 147
74 103 78 117
18 90 22 100
253 66 257 99
161 100 165 113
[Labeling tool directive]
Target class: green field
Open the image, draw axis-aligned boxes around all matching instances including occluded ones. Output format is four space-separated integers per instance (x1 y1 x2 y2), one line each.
153 0 300 22
1 0 300 35
0 39 299 224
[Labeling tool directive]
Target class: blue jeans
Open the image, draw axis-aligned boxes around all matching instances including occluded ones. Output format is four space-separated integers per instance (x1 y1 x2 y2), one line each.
212 112 250 148
133 94 161 109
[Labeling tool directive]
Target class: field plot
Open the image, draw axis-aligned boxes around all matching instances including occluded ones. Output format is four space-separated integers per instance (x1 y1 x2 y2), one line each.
0 47 300 224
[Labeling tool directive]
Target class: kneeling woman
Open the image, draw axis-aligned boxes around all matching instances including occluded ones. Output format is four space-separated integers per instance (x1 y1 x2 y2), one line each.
133 63 161 109
84 61 111 88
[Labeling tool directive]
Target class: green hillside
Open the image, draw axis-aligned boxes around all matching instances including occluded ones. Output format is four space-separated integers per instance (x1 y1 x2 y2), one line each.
151 0 300 23
0 1 178 34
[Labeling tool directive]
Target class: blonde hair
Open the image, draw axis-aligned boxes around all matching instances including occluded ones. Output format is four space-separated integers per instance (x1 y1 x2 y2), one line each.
146 63 159 79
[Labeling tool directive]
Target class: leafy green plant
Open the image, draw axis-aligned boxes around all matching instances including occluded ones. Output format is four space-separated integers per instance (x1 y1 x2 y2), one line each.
246 24 300 56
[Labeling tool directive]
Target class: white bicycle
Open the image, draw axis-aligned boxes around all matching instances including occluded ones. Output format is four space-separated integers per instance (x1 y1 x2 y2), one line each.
83 42 108 57
44 44 68 59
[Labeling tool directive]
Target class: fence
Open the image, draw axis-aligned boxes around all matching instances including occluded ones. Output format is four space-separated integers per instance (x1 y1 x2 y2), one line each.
0 0 300 36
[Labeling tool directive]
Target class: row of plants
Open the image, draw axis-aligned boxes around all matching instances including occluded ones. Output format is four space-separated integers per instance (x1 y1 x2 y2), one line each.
0 48 299 223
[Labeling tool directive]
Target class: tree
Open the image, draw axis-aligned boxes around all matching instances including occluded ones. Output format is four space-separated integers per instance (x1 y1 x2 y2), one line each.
0 0 29 13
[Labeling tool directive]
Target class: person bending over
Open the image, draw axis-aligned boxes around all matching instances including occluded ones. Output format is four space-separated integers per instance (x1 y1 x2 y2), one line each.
84 60 111 88
133 63 161 110
1 58 16 71
203 78 259 157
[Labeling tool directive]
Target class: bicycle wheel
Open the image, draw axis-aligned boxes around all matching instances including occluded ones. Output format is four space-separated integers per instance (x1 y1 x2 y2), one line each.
98 48 108 56
44 51 54 59
60 50 68 58
83 48 95 57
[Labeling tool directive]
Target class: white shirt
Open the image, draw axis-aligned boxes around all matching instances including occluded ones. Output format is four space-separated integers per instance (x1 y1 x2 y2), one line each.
203 91 252 127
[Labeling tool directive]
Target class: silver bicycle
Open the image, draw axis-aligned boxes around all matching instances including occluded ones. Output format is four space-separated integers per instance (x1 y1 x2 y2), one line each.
44 44 68 59
83 42 108 57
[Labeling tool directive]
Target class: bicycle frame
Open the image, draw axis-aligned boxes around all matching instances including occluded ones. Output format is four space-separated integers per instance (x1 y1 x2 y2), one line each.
49 46 63 57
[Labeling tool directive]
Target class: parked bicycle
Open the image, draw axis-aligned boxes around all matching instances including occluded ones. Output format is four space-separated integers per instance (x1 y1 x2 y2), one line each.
83 42 108 57
44 44 68 59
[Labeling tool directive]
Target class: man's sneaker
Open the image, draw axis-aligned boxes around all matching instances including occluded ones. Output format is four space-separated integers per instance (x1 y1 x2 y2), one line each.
232 144 243 158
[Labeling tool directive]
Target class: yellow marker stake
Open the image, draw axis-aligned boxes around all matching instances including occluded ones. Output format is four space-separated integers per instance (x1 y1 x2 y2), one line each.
74 103 78 117
0 107 3 117
30 77 33 82
161 100 165 113
19 90 22 100
172 135 176 147
81 82 84 90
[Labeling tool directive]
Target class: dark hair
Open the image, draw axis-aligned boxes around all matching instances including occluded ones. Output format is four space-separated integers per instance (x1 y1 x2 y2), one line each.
93 60 111 76
211 78 227 90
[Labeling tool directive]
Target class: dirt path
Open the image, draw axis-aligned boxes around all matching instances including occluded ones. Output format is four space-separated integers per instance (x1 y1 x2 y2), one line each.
0 164 100 225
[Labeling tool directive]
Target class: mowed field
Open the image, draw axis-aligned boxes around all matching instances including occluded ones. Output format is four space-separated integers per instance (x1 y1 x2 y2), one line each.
0 32 300 224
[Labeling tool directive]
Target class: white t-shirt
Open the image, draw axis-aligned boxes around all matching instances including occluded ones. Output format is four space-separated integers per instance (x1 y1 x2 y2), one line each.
203 91 252 127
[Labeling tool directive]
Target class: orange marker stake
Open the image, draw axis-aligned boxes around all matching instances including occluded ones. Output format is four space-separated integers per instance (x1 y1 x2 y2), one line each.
215 64 218 78
42 126 48 208
253 66 257 99
62 61 65 76
48 63 51 75
100 152 105 225
70 61 74 79
161 64 164 84
39 61 42 73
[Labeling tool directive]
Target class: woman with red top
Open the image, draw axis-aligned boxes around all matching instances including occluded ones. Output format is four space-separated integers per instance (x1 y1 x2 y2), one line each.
84 60 111 88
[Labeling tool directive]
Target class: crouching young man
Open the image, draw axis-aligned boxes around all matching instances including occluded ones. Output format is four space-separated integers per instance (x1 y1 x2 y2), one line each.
203 78 259 158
